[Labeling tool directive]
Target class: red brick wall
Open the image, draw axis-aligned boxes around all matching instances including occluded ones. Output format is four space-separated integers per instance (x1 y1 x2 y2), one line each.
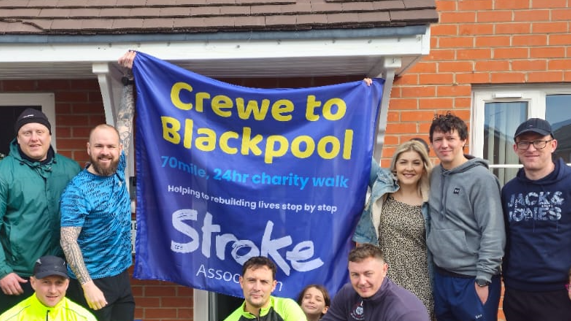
130 269 194 320
385 0 571 171
387 1 571 319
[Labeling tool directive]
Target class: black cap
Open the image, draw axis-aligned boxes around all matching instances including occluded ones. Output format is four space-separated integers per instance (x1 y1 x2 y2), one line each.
33 256 69 279
14 108 52 135
514 118 553 139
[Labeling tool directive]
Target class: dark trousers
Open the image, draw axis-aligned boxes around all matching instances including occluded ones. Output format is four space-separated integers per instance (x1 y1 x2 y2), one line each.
0 277 34 315
433 271 501 321
67 269 135 321
503 287 571 321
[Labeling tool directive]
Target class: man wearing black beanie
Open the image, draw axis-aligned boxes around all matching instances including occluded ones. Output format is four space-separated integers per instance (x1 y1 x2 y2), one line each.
0 108 81 313
14 108 52 136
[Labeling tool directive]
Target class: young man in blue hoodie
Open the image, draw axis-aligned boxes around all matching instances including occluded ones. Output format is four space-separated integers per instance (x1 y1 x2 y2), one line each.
426 113 505 321
501 118 571 321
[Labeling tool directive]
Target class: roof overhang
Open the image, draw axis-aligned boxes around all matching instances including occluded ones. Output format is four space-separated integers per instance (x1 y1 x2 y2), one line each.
0 25 431 162
0 26 430 79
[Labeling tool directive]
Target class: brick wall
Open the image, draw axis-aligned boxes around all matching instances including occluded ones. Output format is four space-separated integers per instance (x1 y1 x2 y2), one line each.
387 1 571 319
385 0 571 171
130 268 194 320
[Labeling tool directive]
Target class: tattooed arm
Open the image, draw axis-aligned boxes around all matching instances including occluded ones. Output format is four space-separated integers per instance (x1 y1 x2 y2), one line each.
61 226 108 310
116 50 137 154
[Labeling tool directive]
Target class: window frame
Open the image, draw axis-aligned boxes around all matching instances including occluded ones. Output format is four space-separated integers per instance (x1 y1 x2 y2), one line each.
471 84 571 171
0 93 57 151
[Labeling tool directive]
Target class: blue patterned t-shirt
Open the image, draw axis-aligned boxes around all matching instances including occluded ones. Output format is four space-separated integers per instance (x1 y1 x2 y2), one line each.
61 152 132 279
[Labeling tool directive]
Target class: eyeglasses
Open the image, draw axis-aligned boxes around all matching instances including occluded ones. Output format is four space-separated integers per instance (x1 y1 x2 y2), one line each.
516 139 553 150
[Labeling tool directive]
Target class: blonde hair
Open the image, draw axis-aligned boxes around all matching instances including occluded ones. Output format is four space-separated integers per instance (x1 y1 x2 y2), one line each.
389 140 432 202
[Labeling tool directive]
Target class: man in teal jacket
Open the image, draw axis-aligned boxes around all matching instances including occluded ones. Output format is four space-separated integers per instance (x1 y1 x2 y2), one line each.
0 109 81 313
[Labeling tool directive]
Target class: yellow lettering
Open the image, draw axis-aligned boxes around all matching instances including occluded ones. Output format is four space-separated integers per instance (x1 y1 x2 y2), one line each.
183 119 193 149
220 131 239 154
291 135 315 159
195 128 216 151
305 95 321 121
271 100 294 121
236 98 271 121
241 127 263 156
323 98 346 121
194 92 210 113
160 115 353 163
171 82 194 111
212 95 233 117
265 135 289 164
343 129 353 159
161 117 181 144
317 136 340 159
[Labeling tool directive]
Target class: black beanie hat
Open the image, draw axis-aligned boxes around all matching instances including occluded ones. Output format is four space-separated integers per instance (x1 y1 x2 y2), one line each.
14 108 52 134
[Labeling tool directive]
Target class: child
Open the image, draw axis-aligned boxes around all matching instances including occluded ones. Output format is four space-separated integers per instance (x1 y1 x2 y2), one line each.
297 284 331 321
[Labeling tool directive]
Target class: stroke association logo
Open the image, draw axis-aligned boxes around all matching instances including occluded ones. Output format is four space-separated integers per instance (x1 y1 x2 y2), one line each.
170 209 324 275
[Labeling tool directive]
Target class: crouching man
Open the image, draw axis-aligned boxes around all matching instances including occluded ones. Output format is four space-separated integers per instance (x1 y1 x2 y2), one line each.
322 244 429 321
224 256 306 321
0 256 96 321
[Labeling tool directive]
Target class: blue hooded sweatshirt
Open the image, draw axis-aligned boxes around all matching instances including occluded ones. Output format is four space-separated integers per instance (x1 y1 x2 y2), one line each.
501 158 571 292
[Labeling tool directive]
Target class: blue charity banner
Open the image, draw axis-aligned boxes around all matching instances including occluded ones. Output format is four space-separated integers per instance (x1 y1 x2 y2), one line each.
132 52 384 299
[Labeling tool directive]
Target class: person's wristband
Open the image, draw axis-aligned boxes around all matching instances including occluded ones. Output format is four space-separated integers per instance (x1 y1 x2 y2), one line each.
121 76 134 86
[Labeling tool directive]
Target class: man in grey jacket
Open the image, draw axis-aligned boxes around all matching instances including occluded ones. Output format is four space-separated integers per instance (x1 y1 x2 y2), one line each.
426 113 505 321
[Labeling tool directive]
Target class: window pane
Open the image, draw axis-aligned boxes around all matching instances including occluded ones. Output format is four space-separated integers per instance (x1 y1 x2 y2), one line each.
484 102 527 184
546 94 571 163
0 106 39 156
491 167 519 185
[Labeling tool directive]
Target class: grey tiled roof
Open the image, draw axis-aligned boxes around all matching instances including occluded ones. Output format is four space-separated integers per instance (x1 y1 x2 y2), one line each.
0 0 437 35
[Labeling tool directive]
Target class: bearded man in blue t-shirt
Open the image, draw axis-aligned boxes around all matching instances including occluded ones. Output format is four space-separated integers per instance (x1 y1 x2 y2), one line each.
60 51 137 321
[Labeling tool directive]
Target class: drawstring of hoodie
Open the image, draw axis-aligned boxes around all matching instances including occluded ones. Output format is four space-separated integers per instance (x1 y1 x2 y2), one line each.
440 168 449 220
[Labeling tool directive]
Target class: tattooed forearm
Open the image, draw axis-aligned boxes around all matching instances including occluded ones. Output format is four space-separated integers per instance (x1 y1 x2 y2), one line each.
61 227 92 285
116 82 135 154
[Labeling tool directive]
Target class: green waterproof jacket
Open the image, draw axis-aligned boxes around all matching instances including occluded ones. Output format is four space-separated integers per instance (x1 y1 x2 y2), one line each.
0 139 81 279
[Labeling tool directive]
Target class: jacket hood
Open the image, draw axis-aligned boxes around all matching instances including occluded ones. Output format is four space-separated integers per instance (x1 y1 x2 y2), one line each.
514 158 570 185
364 277 391 303
9 138 55 165
444 155 489 174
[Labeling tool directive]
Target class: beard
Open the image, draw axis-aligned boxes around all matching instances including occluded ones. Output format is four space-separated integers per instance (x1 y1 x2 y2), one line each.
90 154 119 176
